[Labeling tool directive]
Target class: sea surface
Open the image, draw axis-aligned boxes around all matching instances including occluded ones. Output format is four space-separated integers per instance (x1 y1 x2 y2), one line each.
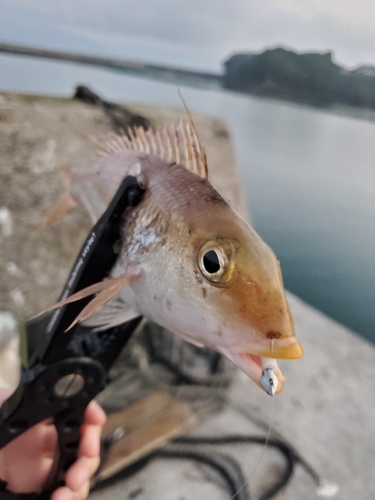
1 54 374 342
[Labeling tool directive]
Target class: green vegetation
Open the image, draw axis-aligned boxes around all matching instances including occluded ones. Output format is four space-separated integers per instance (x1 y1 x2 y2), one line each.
223 48 375 109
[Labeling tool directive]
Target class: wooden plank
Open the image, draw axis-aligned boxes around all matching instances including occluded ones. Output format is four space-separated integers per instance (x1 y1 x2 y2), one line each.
94 392 197 483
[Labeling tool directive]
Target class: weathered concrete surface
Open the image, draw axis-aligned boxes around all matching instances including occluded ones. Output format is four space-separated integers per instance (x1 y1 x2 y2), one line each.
0 92 246 318
0 93 374 499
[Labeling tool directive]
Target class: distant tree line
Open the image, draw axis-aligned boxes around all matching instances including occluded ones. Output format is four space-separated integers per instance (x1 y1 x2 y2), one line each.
223 48 375 109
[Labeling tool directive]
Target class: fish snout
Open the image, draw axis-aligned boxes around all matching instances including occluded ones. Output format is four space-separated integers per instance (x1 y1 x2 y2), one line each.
233 301 303 359
246 296 303 359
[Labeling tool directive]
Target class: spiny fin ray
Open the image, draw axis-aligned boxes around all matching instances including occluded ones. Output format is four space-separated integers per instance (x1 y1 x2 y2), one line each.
101 122 208 179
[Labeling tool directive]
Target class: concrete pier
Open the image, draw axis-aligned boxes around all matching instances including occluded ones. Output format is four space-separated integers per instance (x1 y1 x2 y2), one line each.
0 93 374 499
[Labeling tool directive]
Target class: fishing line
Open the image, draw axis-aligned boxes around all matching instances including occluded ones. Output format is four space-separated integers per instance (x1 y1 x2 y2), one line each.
221 392 338 498
229 394 275 500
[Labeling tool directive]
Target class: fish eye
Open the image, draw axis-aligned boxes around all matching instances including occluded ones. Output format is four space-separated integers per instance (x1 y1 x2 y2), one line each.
198 241 233 284
203 250 221 274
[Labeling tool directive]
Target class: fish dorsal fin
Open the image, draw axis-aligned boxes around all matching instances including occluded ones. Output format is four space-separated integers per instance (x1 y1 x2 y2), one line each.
101 122 208 179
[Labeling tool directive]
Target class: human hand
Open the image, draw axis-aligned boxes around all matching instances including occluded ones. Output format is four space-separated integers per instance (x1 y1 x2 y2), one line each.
0 401 106 500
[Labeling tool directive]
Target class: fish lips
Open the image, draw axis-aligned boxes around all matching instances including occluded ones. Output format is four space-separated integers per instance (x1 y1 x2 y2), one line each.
226 336 304 360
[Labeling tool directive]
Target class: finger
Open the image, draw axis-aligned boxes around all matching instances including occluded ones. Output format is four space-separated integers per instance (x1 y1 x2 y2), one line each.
53 403 104 494
48 403 104 470
51 485 72 500
71 482 90 500
79 420 102 458
0 422 57 492
65 455 100 492
52 481 90 500
84 401 106 426
74 481 90 500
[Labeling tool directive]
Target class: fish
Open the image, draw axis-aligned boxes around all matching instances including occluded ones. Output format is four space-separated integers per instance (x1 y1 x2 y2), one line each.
41 123 303 395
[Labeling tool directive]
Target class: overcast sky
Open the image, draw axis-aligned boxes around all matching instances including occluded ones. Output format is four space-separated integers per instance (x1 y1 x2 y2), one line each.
1 0 375 71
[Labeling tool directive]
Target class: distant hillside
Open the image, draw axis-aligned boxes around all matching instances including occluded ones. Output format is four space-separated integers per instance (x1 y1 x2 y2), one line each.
223 48 375 110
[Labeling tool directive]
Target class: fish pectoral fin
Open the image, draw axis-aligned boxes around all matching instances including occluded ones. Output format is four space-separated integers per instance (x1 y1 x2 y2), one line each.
33 268 141 330
174 332 205 348
82 299 140 331
42 191 77 228
186 339 205 348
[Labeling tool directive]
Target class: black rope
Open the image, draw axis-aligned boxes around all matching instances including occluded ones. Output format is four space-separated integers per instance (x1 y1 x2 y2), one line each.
151 449 252 500
173 435 296 500
96 433 298 500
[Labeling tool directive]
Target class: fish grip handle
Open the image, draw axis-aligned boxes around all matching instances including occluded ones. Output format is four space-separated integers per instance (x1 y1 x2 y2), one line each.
40 359 108 498
0 175 146 499
0 358 107 500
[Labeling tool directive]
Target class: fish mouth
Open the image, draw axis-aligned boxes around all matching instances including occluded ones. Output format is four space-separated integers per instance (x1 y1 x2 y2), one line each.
218 337 303 395
229 337 304 360
218 348 285 395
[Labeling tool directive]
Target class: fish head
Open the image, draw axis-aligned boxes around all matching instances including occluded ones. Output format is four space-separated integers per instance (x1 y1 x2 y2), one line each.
181 203 304 394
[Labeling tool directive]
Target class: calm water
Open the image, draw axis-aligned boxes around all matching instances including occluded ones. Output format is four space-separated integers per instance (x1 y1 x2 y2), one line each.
1 54 374 342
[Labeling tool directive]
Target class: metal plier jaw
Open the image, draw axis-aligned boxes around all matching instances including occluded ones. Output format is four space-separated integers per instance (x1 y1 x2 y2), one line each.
0 176 145 499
